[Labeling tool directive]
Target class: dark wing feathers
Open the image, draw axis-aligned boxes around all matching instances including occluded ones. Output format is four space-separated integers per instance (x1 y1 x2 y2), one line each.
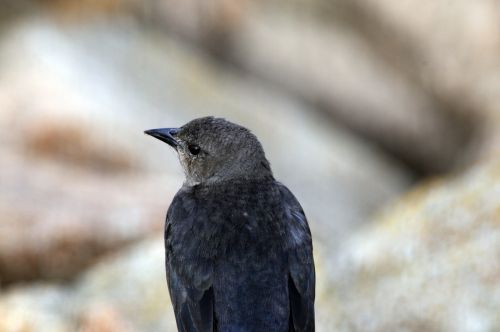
165 184 315 332
279 184 316 332
165 196 215 332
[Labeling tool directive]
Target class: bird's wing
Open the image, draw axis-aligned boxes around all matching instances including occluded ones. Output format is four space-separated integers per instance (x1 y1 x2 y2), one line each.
165 194 215 332
278 184 316 332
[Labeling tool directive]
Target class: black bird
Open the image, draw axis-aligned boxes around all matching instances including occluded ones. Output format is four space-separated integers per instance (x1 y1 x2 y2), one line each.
145 117 315 332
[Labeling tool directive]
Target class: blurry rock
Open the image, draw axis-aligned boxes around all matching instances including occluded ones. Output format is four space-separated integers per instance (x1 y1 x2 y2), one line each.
0 284 73 332
0 43 173 283
29 0 247 55
124 0 477 173
0 20 178 284
137 0 248 56
0 239 177 332
78 304 133 332
285 0 500 163
332 0 500 163
348 0 500 112
23 119 134 172
10 152 499 330
74 238 342 331
75 238 176 331
0 149 170 284
0 237 335 331
36 0 122 18
328 156 500 331
0 14 411 285
228 4 476 174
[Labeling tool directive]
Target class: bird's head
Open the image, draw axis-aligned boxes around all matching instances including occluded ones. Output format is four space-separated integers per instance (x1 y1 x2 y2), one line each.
145 117 273 186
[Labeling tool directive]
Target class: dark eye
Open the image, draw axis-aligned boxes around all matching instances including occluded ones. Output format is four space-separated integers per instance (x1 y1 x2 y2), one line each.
188 144 201 155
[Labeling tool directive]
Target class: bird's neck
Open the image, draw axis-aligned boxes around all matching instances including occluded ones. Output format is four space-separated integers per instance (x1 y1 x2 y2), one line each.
184 171 275 188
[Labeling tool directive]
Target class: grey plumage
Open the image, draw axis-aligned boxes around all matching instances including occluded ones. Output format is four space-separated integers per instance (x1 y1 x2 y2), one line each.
145 117 315 332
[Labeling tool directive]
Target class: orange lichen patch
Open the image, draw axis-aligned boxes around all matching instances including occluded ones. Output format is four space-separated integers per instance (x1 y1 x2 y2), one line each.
23 120 134 173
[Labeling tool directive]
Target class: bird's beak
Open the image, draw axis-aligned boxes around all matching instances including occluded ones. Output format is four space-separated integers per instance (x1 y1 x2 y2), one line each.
144 128 180 148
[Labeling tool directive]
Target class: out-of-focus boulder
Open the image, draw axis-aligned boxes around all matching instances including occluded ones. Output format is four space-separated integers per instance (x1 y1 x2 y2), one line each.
327 156 500 331
0 284 73 332
118 0 477 173
0 16 411 284
227 4 476 174
0 147 170 284
0 240 171 332
334 0 500 161
0 18 180 284
7 153 500 332
74 238 176 331
131 0 248 56
0 237 335 331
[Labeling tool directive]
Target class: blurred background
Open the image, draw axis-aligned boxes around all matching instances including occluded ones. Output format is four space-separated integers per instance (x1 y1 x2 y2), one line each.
1 0 500 331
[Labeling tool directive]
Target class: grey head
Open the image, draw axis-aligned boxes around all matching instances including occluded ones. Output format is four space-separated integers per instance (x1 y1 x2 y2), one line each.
145 117 273 186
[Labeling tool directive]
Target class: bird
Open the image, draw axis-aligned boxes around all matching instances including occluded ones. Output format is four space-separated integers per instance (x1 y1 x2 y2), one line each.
145 116 315 332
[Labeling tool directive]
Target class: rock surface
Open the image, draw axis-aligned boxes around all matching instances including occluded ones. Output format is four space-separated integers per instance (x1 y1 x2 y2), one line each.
5 153 500 332
120 0 479 173
0 16 410 283
327 157 500 331
227 3 476 173
0 236 333 331
337 0 500 163
0 240 173 331
0 285 73 332
23 0 480 173
2 1 499 331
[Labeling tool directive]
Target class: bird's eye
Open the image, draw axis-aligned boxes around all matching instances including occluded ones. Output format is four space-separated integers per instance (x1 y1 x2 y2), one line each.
188 144 201 155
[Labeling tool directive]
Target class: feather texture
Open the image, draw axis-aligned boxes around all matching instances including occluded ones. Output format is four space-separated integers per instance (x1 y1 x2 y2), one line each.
165 180 315 332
